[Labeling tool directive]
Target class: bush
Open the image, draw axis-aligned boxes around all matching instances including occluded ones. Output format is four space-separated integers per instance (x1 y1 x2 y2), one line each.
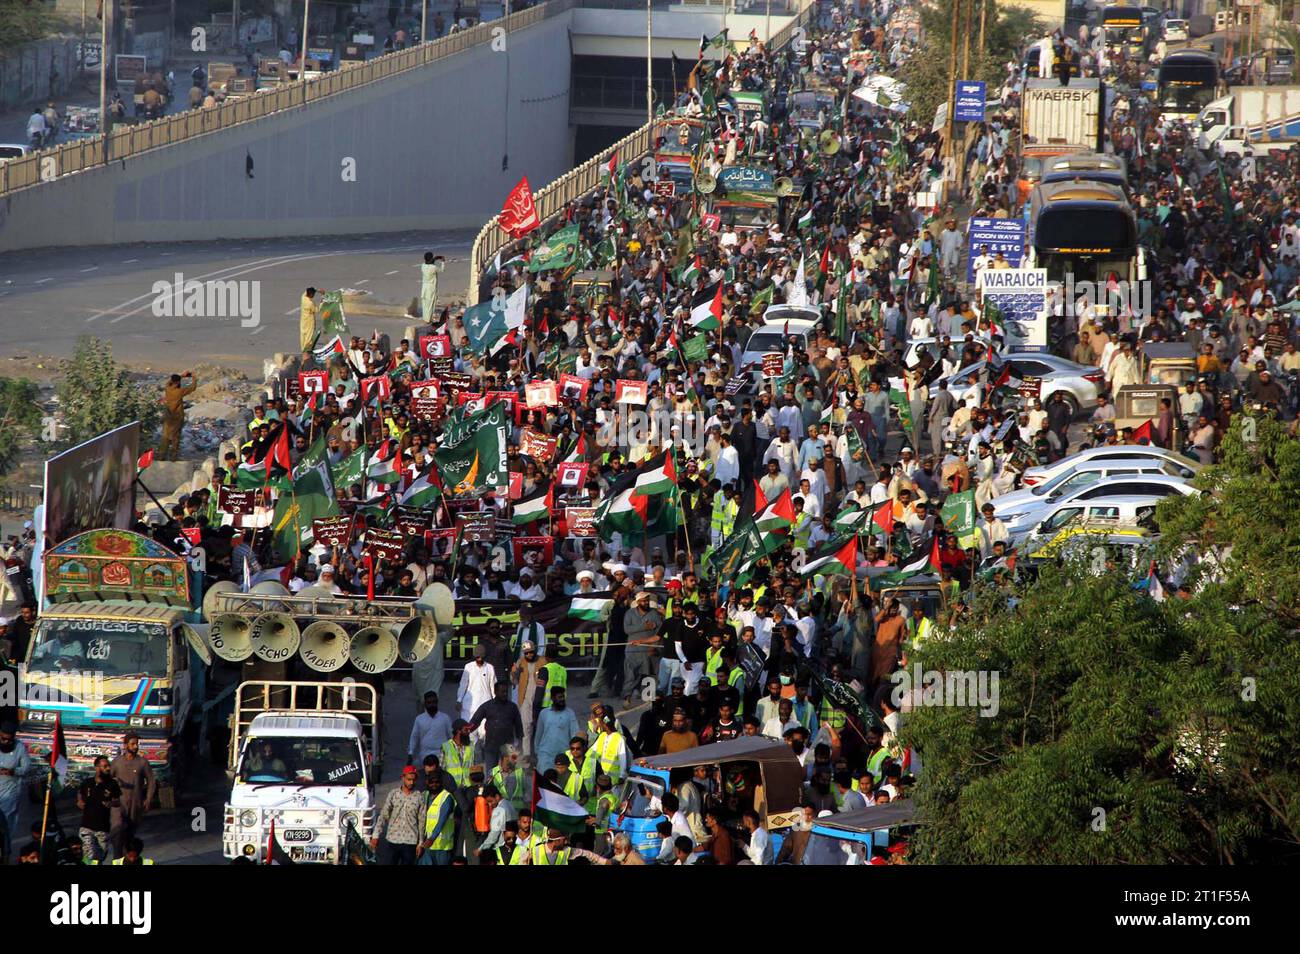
0 377 42 476
53 336 160 449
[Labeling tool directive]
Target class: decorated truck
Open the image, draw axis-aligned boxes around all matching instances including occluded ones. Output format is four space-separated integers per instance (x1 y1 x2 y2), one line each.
17 529 210 790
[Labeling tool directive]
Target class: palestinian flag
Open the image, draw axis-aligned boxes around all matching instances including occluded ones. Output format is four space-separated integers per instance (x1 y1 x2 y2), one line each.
603 148 619 185
48 713 68 787
801 536 859 578
797 207 813 231
991 361 1022 397
533 591 617 630
593 479 650 539
398 470 442 510
833 504 870 534
755 488 795 533
533 772 589 835
312 334 345 362
680 254 703 288
237 422 292 490
1144 559 1165 602
633 450 677 496
366 439 402 485
815 244 832 295
512 483 551 525
688 283 724 332
900 535 942 576
870 498 895 535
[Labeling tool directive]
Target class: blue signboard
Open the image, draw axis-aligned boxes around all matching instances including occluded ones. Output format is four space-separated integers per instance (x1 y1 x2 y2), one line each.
966 217 1026 282
718 166 775 195
954 80 986 123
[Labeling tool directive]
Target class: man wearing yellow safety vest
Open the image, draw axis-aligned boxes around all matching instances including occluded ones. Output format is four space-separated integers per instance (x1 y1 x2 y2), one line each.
591 773 620 852
441 720 476 858
490 744 527 815
709 481 739 549
554 751 588 807
417 770 456 866
110 837 153 865
583 711 629 788
529 829 572 865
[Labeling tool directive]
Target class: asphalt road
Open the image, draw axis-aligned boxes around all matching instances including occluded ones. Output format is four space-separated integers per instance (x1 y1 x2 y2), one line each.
0 231 476 374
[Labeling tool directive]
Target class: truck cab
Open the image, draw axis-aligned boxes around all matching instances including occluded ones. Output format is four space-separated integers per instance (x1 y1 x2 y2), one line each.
223 681 379 864
19 529 206 788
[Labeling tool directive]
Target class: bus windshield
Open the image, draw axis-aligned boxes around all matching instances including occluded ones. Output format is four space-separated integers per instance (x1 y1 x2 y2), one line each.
1157 62 1218 113
27 619 169 679
1035 206 1136 258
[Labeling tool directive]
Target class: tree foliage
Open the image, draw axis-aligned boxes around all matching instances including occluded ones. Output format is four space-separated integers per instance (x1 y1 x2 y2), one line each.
54 336 160 448
0 2 66 56
899 0 1044 132
0 377 43 477
905 417 1300 863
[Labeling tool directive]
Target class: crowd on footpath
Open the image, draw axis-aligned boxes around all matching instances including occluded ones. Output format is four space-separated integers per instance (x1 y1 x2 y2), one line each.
5 0 1300 866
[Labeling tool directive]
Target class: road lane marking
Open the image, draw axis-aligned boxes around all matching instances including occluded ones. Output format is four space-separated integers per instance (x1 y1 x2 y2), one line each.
34 278 52 284
79 266 99 273
122 258 140 263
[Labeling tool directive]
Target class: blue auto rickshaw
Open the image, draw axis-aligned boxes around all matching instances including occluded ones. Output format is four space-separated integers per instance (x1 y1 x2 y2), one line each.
804 802 919 864
614 737 806 861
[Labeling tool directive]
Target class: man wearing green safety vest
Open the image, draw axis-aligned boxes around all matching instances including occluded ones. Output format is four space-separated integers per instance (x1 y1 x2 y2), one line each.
540 660 568 709
591 773 620 852
583 711 629 787
554 751 587 807
491 744 527 814
417 771 456 866
863 726 890 786
441 720 476 858
529 829 572 865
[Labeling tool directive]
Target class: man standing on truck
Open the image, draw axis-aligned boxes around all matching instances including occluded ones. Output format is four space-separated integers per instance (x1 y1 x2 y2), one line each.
109 731 156 857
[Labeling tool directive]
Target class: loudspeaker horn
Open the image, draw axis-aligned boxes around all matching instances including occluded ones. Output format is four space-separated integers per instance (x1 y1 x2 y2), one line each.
696 170 717 194
250 612 301 663
349 625 400 674
397 614 439 664
208 613 255 662
250 580 290 597
417 582 456 627
774 176 795 196
202 580 240 622
299 620 351 673
818 130 841 155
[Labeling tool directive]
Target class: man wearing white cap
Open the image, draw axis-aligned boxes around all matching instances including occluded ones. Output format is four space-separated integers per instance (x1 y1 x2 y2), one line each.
316 563 342 595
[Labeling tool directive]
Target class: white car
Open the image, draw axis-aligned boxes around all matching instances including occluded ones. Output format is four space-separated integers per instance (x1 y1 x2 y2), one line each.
0 143 31 163
902 333 992 371
1020 445 1202 488
739 306 823 386
1022 494 1169 546
990 460 1183 520
1000 474 1199 540
1163 19 1189 42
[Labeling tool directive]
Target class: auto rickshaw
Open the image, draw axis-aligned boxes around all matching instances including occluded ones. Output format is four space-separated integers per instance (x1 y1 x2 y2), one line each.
614 737 805 860
1139 342 1197 388
804 802 919 864
1113 383 1182 448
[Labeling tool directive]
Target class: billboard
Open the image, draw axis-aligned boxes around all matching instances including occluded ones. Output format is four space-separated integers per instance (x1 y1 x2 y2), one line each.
954 80 986 122
978 268 1049 352
42 422 140 547
966 217 1027 282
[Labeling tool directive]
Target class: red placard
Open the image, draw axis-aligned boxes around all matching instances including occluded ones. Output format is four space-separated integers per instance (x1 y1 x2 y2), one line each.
363 527 406 562
556 460 590 490
512 535 555 570
410 379 440 399
654 179 676 199
410 397 441 421
565 507 597 536
558 373 590 403
615 379 648 405
419 334 452 360
508 471 524 500
519 429 557 462
298 370 329 396
701 212 721 232
360 375 392 403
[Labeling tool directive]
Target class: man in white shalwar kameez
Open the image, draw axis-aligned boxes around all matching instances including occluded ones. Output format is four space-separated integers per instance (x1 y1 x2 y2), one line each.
457 644 496 744
421 253 446 321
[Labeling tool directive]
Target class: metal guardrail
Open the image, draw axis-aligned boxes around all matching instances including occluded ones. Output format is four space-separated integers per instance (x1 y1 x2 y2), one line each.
0 0 573 198
465 0 816 303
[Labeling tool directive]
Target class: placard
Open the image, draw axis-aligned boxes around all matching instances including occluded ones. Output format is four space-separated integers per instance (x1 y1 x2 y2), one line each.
508 471 524 500
410 397 441 421
615 379 648 405
526 380 558 409
519 429 557 462
456 511 497 542
410 379 440 399
1018 376 1043 401
978 267 1049 352
298 370 328 396
218 486 260 515
556 460 590 490
360 375 392 402
438 371 476 390
513 535 555 570
762 353 785 377
363 527 406 562
566 507 597 536
725 375 748 396
312 515 355 547
966 218 1026 282
419 334 453 360
394 508 433 539
953 80 986 122
559 373 590 402
654 180 676 199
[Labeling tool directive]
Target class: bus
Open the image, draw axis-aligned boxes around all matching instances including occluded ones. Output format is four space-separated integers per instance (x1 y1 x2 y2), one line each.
1156 49 1220 124
1025 180 1147 293
1100 5 1147 58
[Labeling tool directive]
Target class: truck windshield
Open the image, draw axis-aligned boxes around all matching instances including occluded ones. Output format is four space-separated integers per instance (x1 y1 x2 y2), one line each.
240 736 365 786
718 203 775 229
27 619 169 678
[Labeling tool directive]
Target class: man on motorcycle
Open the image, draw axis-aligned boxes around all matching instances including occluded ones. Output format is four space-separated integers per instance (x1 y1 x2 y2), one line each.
25 108 47 149
41 102 59 141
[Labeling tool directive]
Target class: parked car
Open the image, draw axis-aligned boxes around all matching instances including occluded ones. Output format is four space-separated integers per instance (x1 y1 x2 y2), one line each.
0 143 31 163
1003 476 1199 540
990 459 1188 521
1162 18 1189 43
1020 444 1202 488
1020 495 1169 547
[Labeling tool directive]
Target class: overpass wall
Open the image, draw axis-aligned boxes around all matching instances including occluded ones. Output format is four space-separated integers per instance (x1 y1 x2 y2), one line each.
0 15 574 252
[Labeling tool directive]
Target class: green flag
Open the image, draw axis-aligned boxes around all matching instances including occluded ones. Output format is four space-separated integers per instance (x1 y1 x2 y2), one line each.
834 258 849 342
749 283 775 315
681 333 711 363
924 260 941 307
528 223 582 273
434 403 509 495
889 388 915 440
272 438 339 562
330 446 367 496
1217 158 1235 229
940 488 979 550
317 291 349 342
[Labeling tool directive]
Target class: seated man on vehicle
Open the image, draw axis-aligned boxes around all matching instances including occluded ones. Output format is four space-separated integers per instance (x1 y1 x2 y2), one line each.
244 741 290 780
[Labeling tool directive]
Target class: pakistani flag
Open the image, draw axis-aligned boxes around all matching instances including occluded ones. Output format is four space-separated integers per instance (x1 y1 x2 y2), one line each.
700 29 729 55
272 438 339 562
463 284 528 354
434 402 509 495
940 488 979 549
512 483 551 525
398 470 442 510
801 536 859 578
532 772 589 834
528 223 582 273
688 283 724 331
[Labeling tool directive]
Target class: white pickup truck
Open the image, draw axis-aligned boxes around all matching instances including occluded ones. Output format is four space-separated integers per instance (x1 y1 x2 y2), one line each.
222 680 381 864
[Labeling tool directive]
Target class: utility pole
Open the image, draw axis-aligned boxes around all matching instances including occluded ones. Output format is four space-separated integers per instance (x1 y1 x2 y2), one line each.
943 0 961 201
100 0 115 165
300 0 311 81
977 0 987 59
957 0 974 194
647 0 654 125
422 0 429 44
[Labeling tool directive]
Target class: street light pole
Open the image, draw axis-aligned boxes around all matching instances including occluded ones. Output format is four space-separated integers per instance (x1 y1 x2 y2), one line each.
99 0 114 165
300 0 311 81
766 0 772 43
647 0 654 125
422 0 429 43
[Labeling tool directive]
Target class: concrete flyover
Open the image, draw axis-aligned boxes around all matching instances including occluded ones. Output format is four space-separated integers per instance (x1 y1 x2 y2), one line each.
0 8 575 254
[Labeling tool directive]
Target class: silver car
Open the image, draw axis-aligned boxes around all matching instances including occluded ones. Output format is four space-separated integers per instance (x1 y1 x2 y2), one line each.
1020 444 1203 488
999 473 1199 540
990 460 1181 521
935 352 1106 418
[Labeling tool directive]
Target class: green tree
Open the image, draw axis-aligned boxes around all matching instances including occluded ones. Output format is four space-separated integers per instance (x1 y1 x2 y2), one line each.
0 2 65 56
0 377 43 477
905 417 1300 863
54 336 160 448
